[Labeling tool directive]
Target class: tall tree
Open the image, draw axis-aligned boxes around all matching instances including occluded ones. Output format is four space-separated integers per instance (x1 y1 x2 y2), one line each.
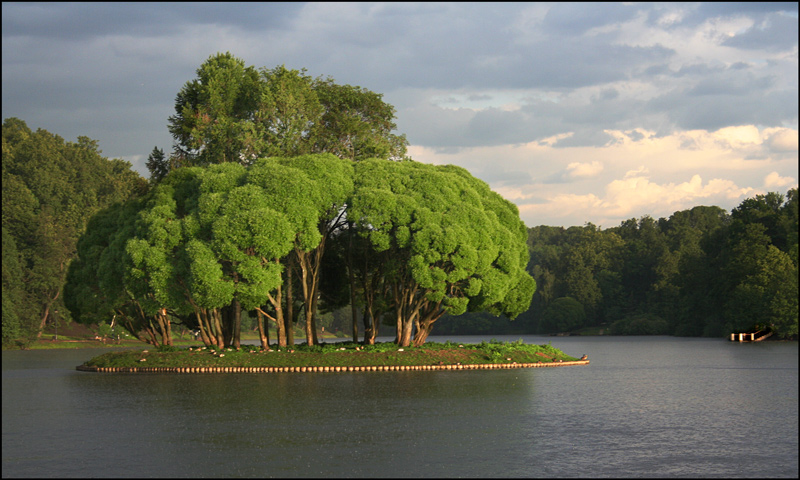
271 154 353 346
311 79 408 161
166 53 406 176
349 159 535 346
258 66 324 158
168 52 264 166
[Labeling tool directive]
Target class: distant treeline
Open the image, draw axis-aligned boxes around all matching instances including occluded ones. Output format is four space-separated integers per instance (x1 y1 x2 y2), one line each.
437 190 798 339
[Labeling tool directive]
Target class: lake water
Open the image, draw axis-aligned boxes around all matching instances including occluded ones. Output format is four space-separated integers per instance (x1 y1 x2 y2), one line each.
3 336 797 478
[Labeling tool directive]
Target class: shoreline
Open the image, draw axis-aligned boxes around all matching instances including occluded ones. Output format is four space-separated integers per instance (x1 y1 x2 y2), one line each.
76 359 590 373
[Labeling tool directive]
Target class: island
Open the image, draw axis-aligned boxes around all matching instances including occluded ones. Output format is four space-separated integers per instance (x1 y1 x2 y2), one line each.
76 340 589 373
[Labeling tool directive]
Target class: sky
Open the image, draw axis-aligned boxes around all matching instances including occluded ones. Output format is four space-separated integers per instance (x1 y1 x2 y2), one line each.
2 2 798 228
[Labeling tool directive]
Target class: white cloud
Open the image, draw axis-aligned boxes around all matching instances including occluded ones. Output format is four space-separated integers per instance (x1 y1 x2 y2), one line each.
764 171 797 189
765 127 799 152
565 161 603 179
537 132 574 147
624 166 649 179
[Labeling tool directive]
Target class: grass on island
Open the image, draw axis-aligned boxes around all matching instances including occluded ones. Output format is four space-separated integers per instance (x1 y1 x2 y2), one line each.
81 339 579 369
10 324 320 350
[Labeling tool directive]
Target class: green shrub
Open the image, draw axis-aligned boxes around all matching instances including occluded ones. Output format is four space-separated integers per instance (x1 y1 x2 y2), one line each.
539 297 586 333
156 345 181 353
609 314 668 335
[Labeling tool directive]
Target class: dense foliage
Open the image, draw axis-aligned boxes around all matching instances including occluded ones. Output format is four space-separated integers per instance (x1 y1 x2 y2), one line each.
2 118 147 346
65 154 536 348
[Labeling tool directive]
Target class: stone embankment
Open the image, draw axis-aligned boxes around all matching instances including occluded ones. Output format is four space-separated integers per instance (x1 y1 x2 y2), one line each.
76 360 589 373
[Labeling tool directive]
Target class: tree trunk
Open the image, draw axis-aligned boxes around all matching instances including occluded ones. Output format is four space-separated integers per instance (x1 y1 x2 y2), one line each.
412 302 445 347
348 224 359 342
369 312 379 345
36 289 60 338
363 308 378 345
412 317 435 347
296 250 315 346
266 281 286 347
143 323 160 347
362 308 372 344
256 310 268 349
154 309 172 346
232 298 242 349
271 301 286 348
164 314 173 346
412 328 431 347
297 232 328 347
398 310 415 347
285 258 294 347
211 308 225 347
264 312 270 347
37 304 51 339
195 310 213 347
310 288 320 345
220 305 234 347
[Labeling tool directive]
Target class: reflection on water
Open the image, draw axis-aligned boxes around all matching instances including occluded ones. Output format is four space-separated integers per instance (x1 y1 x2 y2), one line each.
3 336 798 478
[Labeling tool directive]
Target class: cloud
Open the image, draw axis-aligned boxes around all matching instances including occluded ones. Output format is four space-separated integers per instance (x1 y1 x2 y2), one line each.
674 126 799 163
765 128 799 152
722 11 800 51
543 160 605 184
566 161 604 179
647 83 797 133
764 171 797 189
541 2 640 35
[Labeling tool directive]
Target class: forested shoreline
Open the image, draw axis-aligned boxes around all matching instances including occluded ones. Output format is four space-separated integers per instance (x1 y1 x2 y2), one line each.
3 52 797 348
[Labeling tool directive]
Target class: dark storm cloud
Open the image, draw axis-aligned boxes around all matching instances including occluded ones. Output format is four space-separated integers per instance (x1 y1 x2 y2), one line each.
1 2 303 39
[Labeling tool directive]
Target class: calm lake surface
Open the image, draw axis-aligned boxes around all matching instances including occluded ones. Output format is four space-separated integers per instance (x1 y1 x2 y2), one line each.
3 336 798 478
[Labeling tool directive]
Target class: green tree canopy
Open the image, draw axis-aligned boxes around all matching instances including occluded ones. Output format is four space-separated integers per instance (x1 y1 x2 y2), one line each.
163 52 407 179
349 159 536 346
